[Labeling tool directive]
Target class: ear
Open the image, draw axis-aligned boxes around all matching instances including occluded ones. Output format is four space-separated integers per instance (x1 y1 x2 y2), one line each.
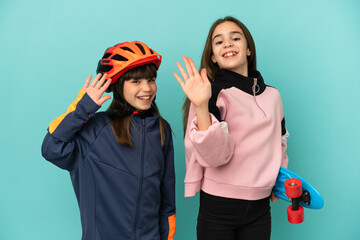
211 55 217 63
247 48 251 56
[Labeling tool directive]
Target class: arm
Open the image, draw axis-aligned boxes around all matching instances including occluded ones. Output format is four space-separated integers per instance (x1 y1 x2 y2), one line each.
174 56 234 168
281 117 289 168
272 116 289 202
186 104 235 168
159 131 176 240
41 74 111 170
183 103 235 197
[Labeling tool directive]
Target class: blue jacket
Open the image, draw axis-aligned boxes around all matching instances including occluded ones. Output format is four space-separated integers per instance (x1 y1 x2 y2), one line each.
42 89 176 240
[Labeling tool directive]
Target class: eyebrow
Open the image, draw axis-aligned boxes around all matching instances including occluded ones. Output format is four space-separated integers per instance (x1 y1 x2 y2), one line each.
213 31 244 41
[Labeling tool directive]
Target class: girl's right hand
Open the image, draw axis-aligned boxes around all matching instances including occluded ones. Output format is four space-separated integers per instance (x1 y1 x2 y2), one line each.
83 73 112 106
174 56 211 108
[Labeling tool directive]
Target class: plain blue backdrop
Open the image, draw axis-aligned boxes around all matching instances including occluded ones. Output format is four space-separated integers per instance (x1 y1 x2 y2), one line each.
1 0 359 239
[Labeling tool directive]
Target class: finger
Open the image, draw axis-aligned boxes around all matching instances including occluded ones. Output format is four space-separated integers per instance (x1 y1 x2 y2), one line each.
200 68 210 83
96 73 108 89
188 57 200 77
183 56 194 77
176 62 189 82
100 78 112 92
83 75 92 89
98 95 111 106
173 72 185 88
90 73 102 87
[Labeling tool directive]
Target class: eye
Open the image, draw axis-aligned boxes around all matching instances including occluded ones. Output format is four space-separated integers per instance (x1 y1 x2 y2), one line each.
233 37 241 41
131 80 140 84
149 78 156 83
215 40 223 45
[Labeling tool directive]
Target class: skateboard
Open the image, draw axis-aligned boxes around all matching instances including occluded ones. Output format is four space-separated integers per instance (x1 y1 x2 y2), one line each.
272 167 324 224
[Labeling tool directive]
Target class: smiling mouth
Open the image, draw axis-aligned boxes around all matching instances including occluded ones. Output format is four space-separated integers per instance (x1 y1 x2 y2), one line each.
137 96 151 100
222 51 238 58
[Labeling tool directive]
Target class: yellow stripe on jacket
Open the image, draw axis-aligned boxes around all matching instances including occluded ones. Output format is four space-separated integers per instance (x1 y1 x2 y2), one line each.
49 89 86 134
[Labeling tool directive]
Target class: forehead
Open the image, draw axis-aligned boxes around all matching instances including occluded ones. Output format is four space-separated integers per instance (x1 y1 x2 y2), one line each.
124 77 155 82
212 21 244 39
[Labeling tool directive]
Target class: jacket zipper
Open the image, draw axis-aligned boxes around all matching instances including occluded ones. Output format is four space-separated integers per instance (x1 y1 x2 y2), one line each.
252 78 267 117
133 119 146 240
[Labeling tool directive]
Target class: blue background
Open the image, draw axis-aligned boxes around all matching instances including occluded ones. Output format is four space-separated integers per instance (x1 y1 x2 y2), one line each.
1 0 359 239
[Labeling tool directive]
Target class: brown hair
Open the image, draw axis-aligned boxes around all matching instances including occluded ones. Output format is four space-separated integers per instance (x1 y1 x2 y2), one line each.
107 64 166 147
182 16 257 135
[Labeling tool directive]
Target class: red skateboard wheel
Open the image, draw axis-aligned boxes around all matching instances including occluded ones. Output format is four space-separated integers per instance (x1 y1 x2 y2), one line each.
287 205 304 224
285 178 302 198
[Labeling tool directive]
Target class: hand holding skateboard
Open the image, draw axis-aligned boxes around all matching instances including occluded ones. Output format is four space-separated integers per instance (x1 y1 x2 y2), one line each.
273 167 324 224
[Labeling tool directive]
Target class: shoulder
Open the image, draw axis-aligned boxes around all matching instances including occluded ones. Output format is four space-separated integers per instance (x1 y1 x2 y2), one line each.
84 111 112 132
89 111 111 122
211 80 230 98
265 85 282 97
161 117 172 135
209 80 231 104
263 86 285 111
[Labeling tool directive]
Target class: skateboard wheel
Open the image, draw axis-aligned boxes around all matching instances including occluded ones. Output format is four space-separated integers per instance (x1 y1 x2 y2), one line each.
287 205 304 224
285 178 302 198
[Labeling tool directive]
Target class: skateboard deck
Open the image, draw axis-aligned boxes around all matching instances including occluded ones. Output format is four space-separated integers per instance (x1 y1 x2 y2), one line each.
273 167 324 223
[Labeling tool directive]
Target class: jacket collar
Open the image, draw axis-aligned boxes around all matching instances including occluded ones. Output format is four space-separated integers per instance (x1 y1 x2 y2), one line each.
215 69 266 96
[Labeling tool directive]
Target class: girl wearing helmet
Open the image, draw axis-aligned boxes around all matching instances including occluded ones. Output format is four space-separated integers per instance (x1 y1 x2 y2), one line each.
42 41 176 240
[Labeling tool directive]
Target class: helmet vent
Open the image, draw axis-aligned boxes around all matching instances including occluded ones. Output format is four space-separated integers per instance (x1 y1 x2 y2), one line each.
111 54 128 61
150 48 154 54
135 43 146 54
120 47 135 53
97 64 113 73
103 53 111 59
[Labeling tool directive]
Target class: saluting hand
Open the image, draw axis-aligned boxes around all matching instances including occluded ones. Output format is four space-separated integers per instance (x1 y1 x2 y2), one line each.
174 56 211 109
83 73 112 106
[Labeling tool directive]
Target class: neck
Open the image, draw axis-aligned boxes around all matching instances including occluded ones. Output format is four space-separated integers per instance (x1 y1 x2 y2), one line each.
233 68 248 77
227 63 248 77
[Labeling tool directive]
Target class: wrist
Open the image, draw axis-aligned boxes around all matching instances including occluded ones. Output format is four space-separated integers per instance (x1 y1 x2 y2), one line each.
193 103 209 112
194 106 211 131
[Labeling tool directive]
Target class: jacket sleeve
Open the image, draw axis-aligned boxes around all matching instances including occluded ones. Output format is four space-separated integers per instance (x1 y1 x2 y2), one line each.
41 89 100 171
185 103 235 168
159 129 176 240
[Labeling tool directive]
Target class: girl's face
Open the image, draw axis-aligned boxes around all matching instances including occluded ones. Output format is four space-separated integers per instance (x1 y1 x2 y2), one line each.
211 21 251 76
123 77 157 111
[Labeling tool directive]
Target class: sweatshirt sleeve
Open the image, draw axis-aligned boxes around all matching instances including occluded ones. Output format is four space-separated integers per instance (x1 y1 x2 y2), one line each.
281 117 289 168
186 103 235 168
159 128 176 240
41 89 100 171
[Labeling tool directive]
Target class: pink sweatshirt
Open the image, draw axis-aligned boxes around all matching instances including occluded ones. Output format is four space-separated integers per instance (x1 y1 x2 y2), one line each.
184 70 289 200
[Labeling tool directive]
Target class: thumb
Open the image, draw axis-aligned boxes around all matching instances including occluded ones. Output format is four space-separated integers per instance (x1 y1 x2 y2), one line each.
99 95 112 106
200 68 209 83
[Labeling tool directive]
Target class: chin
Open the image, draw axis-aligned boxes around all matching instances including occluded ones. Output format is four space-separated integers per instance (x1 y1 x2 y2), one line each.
138 105 152 111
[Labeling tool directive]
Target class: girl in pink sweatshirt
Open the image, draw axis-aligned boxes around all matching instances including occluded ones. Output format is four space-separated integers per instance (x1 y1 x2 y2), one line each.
174 16 289 240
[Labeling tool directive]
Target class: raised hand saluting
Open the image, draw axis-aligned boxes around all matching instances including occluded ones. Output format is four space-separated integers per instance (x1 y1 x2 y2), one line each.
174 56 211 109
174 56 212 131
83 73 112 106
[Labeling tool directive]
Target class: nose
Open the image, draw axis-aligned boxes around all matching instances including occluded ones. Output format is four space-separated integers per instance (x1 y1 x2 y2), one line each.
224 40 233 48
141 81 152 92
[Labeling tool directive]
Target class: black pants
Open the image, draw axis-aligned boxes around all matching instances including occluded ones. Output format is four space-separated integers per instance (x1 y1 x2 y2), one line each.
197 190 271 240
